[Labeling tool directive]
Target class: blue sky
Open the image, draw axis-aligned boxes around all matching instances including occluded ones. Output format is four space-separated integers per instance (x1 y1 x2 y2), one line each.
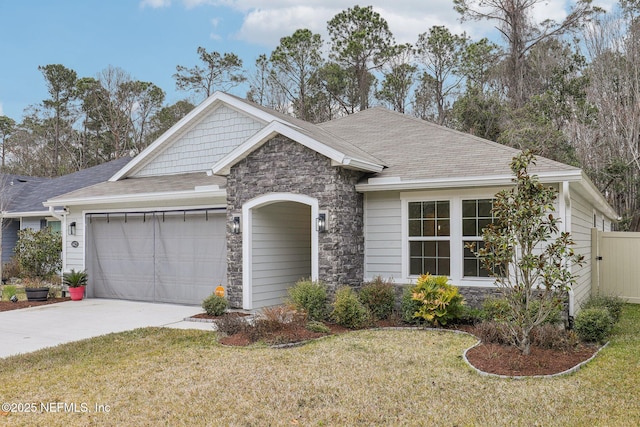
0 0 618 121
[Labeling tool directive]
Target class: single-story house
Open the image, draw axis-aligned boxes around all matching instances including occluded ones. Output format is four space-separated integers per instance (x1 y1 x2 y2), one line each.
0 158 130 272
44 92 617 314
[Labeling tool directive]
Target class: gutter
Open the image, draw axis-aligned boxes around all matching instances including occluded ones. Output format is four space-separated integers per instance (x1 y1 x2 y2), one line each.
43 188 227 208
355 170 583 192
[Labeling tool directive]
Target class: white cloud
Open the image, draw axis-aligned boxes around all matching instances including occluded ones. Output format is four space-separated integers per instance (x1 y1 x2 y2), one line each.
228 1 467 49
140 0 172 8
177 1 621 50
0 102 4 116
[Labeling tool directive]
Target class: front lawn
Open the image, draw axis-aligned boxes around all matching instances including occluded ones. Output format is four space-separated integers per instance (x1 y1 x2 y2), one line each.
1 305 639 426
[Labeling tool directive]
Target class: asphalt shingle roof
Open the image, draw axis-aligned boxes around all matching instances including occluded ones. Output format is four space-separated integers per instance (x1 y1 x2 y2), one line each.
317 107 579 181
1 157 132 213
49 172 226 202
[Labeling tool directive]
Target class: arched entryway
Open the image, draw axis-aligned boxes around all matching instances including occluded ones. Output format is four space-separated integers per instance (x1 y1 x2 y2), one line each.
242 193 319 309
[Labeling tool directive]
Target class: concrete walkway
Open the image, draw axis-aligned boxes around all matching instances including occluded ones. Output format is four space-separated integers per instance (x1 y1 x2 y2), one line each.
0 299 216 358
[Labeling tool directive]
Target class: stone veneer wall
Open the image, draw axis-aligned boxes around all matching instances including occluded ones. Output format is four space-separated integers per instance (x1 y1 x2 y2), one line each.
225 136 366 308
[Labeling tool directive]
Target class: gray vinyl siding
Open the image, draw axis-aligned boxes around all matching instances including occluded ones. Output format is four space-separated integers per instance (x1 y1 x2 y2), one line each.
364 191 402 280
570 189 594 308
2 219 19 265
251 202 311 308
134 104 264 177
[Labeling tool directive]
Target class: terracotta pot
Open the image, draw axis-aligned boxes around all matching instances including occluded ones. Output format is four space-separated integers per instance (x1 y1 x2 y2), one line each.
25 287 49 302
69 286 85 301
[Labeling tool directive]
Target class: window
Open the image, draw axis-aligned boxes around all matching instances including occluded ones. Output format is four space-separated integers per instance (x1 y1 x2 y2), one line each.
462 199 494 277
408 201 450 276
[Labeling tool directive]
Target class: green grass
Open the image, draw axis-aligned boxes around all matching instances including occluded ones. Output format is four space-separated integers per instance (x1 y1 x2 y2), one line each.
1 306 640 426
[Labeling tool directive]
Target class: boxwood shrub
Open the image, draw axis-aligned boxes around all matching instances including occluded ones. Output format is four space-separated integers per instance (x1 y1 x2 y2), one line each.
202 293 228 316
287 279 328 321
574 307 614 343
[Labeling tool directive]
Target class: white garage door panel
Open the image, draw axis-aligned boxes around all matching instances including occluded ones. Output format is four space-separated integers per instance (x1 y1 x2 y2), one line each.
86 211 226 305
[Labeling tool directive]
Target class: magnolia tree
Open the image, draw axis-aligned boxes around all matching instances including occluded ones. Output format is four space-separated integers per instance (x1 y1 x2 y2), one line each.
472 151 584 355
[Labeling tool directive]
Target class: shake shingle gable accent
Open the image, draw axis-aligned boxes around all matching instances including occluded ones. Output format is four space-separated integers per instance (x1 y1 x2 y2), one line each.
211 120 385 176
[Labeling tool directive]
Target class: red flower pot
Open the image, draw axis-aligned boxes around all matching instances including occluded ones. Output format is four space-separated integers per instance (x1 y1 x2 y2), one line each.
69 286 85 301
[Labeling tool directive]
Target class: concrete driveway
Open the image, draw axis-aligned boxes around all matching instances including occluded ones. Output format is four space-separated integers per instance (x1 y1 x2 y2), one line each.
0 299 215 358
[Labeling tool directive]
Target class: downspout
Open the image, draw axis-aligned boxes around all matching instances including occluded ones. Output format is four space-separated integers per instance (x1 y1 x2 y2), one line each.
561 181 575 327
49 206 67 287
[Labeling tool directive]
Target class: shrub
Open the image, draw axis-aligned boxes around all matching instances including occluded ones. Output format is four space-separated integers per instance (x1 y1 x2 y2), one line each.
2 257 21 281
457 306 484 325
581 294 624 323
474 321 511 345
202 293 228 316
481 297 512 322
411 274 465 326
306 320 331 333
358 276 396 320
532 300 563 325
331 287 372 329
287 279 328 321
2 284 18 301
48 286 62 299
14 227 62 279
574 308 614 343
401 286 423 325
531 324 580 351
21 277 48 289
481 297 563 325
215 314 246 336
258 305 305 330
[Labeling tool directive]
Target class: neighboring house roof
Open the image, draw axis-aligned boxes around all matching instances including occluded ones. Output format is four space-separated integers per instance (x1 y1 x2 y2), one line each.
1 174 49 213
1 157 132 216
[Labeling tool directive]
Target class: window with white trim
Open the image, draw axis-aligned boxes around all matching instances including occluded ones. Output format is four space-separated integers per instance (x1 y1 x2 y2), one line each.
408 201 450 276
462 199 494 277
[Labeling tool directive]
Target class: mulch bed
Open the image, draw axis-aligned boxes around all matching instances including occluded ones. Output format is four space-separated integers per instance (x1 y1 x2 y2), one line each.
465 342 600 377
205 313 602 377
0 297 71 312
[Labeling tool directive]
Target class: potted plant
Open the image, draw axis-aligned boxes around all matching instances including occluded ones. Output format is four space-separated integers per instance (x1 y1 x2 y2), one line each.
63 269 88 301
23 277 50 302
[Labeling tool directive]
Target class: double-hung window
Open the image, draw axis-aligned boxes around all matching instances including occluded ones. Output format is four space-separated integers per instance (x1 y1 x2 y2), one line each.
408 201 450 276
462 199 494 277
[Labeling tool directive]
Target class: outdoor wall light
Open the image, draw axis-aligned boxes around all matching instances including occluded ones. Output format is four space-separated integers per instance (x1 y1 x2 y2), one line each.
316 213 327 233
68 221 77 235
232 216 241 234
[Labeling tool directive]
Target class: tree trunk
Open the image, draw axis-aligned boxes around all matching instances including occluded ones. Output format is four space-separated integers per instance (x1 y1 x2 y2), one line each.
517 332 531 356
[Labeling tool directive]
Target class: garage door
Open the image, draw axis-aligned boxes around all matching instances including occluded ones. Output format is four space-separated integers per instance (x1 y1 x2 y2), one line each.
86 210 226 305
